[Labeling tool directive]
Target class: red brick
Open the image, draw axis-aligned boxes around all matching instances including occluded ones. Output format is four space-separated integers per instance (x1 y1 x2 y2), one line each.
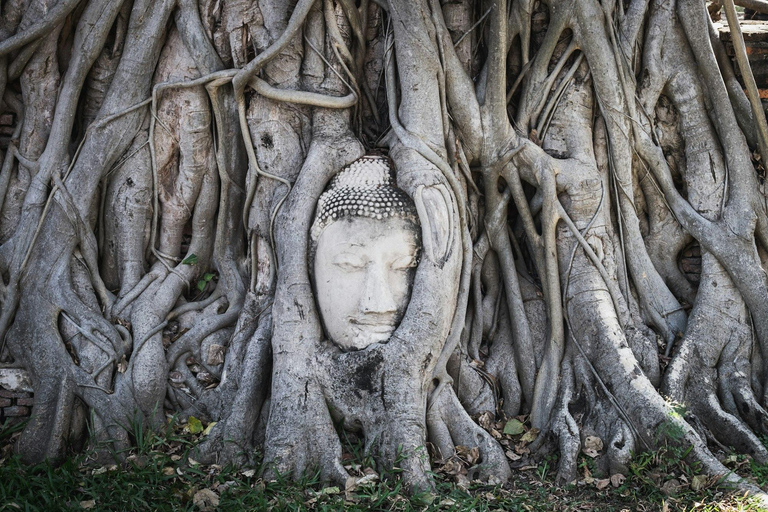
16 398 33 406
3 406 30 417
0 389 32 399
681 261 701 273
0 399 10 408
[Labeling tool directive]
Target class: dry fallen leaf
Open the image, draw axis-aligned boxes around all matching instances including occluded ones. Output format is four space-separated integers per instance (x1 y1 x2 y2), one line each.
117 355 128 374
345 476 358 495
595 478 610 490
477 411 494 430
455 473 470 491
196 372 216 385
441 458 464 476
346 471 379 493
503 419 525 436
192 488 219 512
356 473 379 486
519 428 539 444
206 344 226 365
79 500 95 509
169 371 185 388
582 435 603 458
487 475 503 486
610 473 625 487
466 447 480 465
514 443 531 455
661 479 682 496
691 474 708 491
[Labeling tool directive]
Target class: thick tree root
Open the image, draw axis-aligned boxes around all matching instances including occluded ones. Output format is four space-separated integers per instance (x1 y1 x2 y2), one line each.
427 385 511 483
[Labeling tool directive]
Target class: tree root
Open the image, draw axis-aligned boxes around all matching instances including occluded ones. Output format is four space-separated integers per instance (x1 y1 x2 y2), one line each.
427 385 511 484
193 310 272 465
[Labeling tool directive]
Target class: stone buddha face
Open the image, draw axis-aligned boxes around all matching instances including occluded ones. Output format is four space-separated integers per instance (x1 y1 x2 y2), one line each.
311 156 420 351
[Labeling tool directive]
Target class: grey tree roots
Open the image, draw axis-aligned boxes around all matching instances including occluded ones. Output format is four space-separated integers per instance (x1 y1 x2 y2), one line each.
1 0 768 497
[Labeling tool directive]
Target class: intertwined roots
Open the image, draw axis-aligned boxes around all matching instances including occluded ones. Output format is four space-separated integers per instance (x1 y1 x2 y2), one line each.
1 0 768 494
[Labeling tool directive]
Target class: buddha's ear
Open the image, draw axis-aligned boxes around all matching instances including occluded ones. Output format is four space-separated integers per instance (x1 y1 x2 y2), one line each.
413 184 454 266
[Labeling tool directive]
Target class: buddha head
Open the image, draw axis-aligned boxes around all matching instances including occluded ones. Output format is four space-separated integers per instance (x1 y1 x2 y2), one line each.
310 155 421 351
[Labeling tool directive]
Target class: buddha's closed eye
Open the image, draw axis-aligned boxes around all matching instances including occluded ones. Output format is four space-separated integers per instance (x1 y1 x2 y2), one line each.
390 254 418 271
332 254 367 270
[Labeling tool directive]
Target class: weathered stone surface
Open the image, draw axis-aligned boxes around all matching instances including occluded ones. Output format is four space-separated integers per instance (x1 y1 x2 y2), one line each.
0 368 33 394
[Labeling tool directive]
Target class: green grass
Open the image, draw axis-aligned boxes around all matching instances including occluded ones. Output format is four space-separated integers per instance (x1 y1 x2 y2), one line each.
0 417 767 512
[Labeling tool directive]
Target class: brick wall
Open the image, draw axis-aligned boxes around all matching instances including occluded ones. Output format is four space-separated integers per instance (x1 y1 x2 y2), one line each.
679 243 702 284
0 368 33 424
0 387 32 424
0 114 14 137
717 20 768 102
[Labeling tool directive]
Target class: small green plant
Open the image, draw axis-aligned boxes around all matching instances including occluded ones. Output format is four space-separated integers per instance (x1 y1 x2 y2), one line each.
536 454 557 482
536 458 550 481
578 454 598 479
751 459 768 488
196 272 215 292
339 428 376 471
0 418 25 442
655 400 688 444
181 253 198 265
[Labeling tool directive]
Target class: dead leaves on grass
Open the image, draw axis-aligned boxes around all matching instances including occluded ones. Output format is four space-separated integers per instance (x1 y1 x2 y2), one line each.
192 488 219 511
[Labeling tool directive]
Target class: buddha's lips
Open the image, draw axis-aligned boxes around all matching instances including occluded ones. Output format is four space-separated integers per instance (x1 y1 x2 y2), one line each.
349 317 396 333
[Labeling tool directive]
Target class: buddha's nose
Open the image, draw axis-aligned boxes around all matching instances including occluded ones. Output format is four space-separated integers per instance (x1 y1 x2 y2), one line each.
359 263 398 315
